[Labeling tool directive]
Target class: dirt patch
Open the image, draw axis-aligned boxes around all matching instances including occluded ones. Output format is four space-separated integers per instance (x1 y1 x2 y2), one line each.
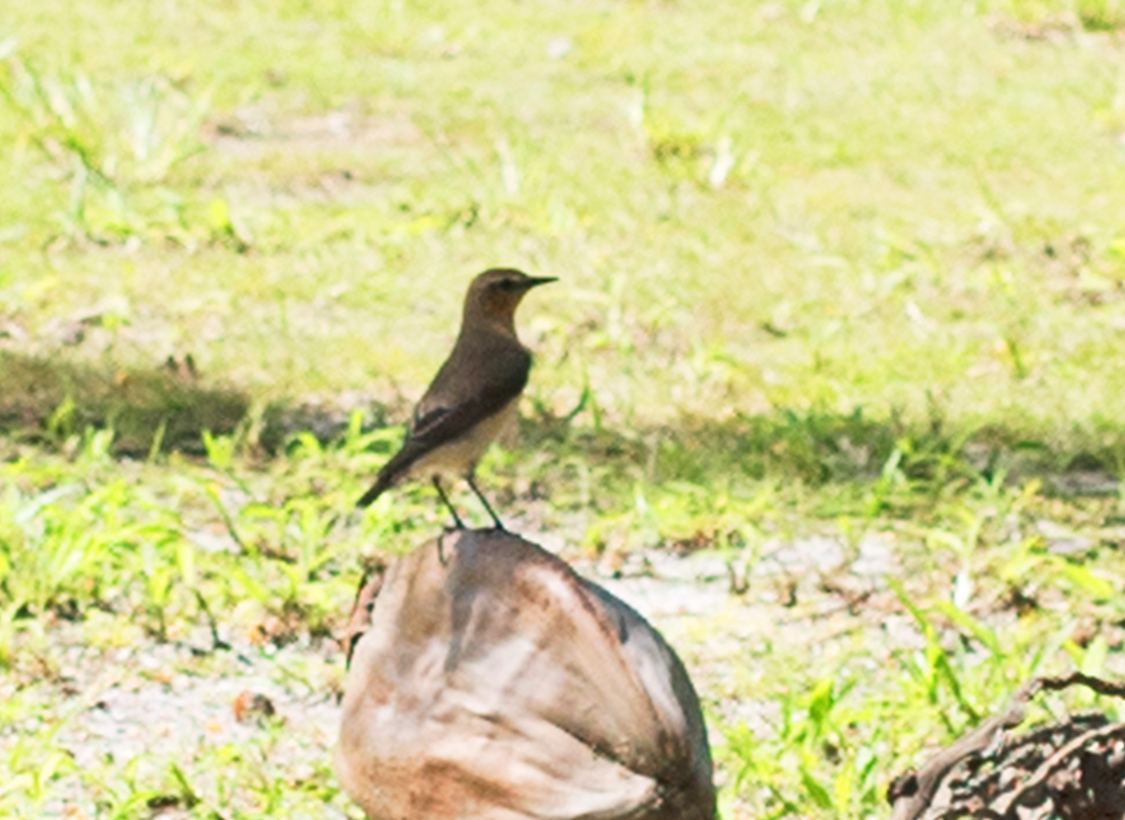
206 109 424 160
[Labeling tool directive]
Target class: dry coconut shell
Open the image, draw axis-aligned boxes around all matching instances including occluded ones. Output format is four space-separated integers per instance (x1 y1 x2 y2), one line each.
336 528 716 820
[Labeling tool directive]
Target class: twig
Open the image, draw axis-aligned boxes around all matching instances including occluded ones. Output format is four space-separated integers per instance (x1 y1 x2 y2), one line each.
1036 671 1125 700
992 722 1125 816
193 589 231 652
206 486 249 554
340 569 385 668
888 673 1125 820
889 681 1033 820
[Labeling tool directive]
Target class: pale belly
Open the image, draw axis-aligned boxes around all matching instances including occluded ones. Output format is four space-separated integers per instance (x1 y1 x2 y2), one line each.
404 399 519 480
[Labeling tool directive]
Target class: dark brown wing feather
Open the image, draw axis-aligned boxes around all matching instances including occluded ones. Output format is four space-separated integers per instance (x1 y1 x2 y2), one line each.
356 338 530 508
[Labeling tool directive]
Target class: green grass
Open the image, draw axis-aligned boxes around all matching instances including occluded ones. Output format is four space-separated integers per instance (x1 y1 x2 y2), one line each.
3 0 1125 817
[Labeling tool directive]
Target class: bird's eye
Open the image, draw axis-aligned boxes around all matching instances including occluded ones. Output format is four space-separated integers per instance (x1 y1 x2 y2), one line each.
498 279 518 291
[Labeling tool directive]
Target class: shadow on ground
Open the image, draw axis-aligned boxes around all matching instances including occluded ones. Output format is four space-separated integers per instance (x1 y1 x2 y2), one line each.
0 350 392 457
1 350 250 455
0 350 1121 495
522 405 1124 500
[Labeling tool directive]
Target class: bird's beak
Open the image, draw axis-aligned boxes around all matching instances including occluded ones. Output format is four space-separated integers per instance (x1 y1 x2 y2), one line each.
524 276 558 289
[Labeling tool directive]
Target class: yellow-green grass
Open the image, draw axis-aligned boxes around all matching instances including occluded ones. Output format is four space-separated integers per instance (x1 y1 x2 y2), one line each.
3 1 1125 818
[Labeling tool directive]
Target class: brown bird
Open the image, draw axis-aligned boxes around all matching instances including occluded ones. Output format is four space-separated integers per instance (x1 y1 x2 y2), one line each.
356 268 556 529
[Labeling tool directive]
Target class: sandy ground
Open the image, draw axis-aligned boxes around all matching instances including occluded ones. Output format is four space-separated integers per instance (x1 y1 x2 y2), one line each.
12 528 922 819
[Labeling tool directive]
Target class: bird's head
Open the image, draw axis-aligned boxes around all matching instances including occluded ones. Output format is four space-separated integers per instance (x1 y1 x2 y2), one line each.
464 268 557 332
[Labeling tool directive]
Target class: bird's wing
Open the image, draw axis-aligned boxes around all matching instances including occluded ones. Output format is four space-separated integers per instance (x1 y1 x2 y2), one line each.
407 343 530 452
356 343 530 507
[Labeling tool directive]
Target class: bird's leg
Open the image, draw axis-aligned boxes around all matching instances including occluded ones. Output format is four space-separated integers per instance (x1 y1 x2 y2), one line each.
432 477 465 530
465 474 504 531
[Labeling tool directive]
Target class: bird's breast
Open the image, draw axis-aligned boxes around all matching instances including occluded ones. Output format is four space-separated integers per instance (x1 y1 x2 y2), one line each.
405 399 520 479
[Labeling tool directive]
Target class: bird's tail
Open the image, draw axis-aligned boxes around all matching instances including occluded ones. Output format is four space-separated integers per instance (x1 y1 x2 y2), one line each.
356 472 394 509
357 441 420 508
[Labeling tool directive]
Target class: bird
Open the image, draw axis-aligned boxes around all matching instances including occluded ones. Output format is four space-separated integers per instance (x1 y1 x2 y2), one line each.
356 268 556 529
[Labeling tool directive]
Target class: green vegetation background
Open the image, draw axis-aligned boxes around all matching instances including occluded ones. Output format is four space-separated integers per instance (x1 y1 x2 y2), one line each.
2 0 1125 817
